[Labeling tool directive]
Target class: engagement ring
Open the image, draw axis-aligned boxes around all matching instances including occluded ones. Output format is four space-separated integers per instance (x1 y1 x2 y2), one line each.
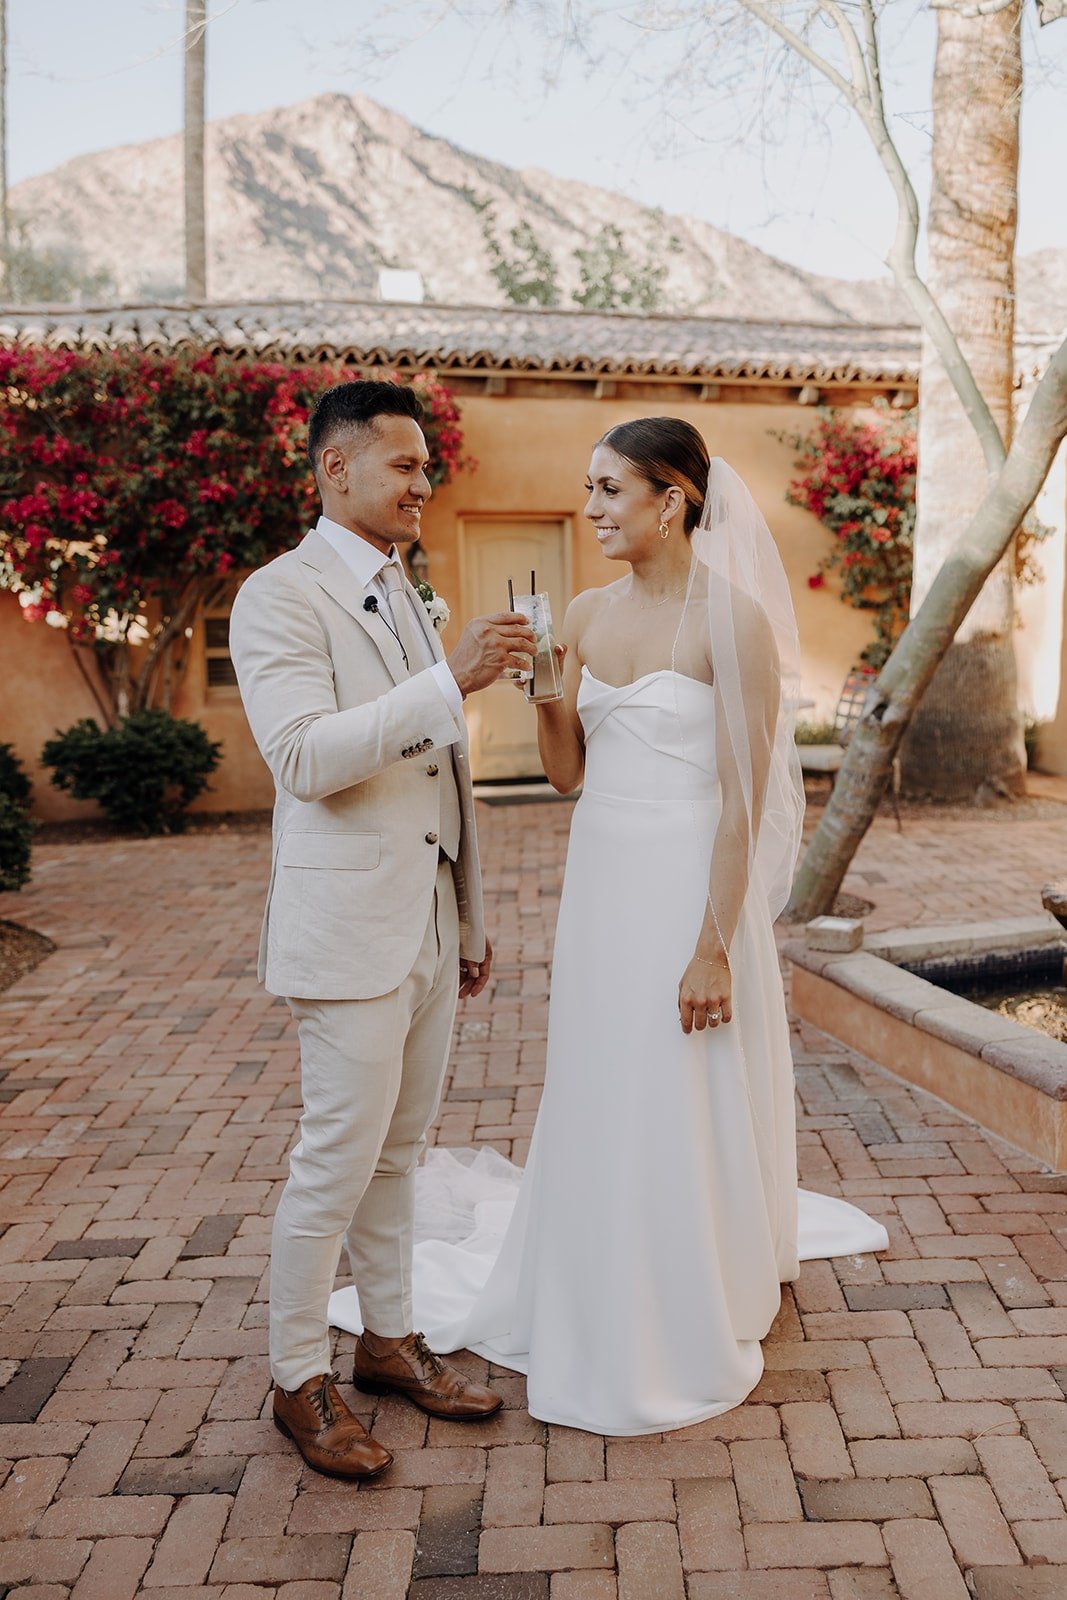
710 1009 723 1022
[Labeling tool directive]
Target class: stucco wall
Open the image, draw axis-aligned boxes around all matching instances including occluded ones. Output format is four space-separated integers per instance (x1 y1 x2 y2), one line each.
3 591 105 820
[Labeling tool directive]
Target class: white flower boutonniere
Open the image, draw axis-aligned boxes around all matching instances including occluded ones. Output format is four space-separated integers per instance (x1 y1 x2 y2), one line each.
415 578 451 632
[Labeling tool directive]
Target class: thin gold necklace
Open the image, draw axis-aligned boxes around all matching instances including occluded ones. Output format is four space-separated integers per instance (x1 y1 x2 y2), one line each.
625 578 687 611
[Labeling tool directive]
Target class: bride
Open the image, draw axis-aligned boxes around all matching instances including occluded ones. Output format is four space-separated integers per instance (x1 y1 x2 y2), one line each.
331 416 887 1436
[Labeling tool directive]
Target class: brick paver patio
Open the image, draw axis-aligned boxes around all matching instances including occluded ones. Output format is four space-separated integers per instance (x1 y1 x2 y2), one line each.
1 796 1066 1599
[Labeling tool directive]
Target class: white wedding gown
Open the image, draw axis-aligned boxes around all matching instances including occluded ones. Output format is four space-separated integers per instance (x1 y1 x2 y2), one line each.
330 668 887 1435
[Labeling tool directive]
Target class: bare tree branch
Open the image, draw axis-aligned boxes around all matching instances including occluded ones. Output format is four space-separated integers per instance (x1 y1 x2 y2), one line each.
734 0 1007 472
729 0 855 99
65 634 115 729
822 1 875 98
134 584 202 711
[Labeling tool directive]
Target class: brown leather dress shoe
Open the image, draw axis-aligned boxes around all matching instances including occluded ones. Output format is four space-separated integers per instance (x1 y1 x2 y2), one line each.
352 1331 504 1420
273 1371 393 1479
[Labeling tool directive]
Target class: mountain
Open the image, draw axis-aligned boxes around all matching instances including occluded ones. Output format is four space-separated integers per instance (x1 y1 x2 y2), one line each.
7 92 1062 331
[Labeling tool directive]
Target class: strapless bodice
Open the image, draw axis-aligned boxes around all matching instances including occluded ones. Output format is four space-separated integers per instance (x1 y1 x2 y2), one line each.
577 667 717 802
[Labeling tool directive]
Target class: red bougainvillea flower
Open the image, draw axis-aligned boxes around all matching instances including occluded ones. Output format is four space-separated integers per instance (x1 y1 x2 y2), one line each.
157 500 188 529
0 349 472 719
781 403 916 669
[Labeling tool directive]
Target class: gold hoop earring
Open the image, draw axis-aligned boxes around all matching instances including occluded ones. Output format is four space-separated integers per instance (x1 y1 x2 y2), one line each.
659 520 670 540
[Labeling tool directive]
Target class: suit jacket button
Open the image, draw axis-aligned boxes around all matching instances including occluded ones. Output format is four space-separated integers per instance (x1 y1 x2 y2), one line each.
426 763 439 776
425 831 439 845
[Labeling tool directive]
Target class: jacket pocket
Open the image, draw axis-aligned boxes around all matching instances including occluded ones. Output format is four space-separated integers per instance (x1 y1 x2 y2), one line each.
278 831 381 870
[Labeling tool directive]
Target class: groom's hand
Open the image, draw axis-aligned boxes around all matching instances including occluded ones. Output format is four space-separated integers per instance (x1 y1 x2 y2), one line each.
448 615 537 698
459 936 493 999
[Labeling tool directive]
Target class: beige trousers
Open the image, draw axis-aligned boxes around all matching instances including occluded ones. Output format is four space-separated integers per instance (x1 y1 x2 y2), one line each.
269 860 460 1391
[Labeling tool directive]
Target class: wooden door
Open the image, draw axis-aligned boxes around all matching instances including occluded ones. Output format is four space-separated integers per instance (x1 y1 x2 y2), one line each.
461 518 570 781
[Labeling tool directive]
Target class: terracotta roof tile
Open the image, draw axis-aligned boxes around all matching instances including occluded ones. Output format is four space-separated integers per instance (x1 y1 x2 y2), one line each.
0 298 923 384
1 298 1056 387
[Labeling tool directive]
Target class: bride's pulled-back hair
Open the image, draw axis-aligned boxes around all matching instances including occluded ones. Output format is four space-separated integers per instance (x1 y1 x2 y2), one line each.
598 417 711 534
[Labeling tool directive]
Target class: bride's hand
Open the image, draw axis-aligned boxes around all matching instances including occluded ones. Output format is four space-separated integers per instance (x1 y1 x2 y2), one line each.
678 950 732 1034
511 642 568 694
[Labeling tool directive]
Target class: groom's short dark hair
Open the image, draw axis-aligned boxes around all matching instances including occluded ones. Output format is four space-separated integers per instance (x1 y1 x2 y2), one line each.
307 379 424 471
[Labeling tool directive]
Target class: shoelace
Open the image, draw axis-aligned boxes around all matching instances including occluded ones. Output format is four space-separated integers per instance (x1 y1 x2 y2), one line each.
409 1332 444 1377
307 1371 341 1426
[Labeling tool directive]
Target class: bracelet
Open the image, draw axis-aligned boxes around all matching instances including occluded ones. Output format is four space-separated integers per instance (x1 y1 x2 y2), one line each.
693 953 728 969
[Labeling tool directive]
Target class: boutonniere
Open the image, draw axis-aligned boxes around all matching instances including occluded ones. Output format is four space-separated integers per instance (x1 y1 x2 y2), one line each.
415 578 450 632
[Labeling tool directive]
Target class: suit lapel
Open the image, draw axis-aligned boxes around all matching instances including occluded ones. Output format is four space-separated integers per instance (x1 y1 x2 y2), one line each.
298 529 408 688
404 576 445 665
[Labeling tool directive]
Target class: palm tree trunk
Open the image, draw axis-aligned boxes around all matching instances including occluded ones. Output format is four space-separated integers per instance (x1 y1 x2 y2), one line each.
899 0 1024 799
184 0 207 302
0 0 10 299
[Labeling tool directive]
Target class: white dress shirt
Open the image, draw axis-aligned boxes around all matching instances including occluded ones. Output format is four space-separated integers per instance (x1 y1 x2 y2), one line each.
314 515 464 726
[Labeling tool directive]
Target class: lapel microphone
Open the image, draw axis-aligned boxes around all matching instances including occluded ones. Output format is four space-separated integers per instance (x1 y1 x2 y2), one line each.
362 594 408 668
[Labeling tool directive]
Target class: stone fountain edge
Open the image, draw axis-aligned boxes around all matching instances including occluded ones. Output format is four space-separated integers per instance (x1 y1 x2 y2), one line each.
785 913 1067 1171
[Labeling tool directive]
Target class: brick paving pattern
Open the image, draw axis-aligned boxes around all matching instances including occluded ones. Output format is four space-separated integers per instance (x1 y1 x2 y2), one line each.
1 798 1066 1598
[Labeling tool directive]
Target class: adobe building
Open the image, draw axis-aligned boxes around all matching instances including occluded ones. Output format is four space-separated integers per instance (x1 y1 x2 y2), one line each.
1 300 1063 816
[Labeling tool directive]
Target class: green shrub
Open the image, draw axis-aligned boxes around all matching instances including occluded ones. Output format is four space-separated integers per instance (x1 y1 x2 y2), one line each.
0 745 34 891
0 742 32 807
42 710 222 835
794 720 839 746
0 792 35 892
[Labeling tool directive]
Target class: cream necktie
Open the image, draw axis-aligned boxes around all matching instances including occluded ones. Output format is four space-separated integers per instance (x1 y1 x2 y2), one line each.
379 562 462 861
379 561 429 672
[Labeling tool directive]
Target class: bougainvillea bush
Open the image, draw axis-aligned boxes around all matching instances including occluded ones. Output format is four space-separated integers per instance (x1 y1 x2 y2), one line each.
0 347 470 719
781 404 916 669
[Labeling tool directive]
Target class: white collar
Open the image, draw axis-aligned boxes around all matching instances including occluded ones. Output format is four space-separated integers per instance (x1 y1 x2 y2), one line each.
314 515 400 588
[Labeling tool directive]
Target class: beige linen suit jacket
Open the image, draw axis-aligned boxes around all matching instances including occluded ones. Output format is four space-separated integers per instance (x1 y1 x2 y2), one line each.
229 528 485 1001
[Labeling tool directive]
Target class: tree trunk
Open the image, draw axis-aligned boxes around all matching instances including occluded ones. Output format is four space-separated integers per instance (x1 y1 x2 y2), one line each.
113 644 131 721
900 0 1024 799
0 0 9 299
184 0 207 302
787 335 1067 923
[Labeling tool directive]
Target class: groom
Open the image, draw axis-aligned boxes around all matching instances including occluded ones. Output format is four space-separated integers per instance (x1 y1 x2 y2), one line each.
230 379 536 1478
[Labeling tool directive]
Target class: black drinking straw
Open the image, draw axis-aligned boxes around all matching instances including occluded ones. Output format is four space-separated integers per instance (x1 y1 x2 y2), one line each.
507 578 515 611
529 571 537 696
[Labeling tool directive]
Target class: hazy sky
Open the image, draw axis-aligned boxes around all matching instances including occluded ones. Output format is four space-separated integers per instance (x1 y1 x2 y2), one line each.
7 0 1067 282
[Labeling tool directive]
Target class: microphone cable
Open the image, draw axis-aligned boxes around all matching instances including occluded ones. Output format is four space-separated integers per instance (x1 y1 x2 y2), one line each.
363 594 408 669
